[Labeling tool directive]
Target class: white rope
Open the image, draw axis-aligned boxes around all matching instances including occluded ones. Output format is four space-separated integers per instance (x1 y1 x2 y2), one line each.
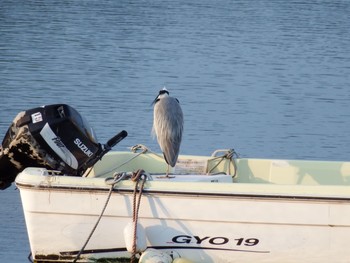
207 149 239 177
94 145 148 177
94 144 165 178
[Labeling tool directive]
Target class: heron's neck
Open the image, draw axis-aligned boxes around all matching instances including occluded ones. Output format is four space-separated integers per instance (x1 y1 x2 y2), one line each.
158 93 169 99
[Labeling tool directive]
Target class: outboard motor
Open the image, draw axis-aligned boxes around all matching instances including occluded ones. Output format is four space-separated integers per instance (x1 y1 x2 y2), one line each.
0 104 127 190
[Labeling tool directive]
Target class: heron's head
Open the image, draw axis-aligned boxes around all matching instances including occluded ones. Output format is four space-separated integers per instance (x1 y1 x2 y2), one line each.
152 87 169 105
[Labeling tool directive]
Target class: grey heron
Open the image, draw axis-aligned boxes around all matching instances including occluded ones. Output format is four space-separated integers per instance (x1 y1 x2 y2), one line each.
152 88 184 177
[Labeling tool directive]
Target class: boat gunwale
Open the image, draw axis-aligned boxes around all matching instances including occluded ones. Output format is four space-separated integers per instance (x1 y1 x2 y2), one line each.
15 180 350 203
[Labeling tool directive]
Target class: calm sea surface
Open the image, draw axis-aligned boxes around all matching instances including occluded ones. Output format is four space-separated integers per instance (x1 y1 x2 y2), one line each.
1 0 350 262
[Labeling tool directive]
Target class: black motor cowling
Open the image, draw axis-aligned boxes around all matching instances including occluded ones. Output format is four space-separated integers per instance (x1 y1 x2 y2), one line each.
0 104 127 190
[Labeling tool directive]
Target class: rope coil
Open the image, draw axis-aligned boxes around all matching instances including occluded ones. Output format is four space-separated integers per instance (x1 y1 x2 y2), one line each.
207 149 239 177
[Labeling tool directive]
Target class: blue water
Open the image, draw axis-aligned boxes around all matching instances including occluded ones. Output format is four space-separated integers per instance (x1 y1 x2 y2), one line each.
1 1 350 262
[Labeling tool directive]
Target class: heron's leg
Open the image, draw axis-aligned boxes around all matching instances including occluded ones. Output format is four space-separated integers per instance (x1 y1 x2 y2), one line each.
166 164 170 177
157 164 174 179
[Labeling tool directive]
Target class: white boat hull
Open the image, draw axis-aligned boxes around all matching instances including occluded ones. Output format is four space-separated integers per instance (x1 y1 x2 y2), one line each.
17 168 350 263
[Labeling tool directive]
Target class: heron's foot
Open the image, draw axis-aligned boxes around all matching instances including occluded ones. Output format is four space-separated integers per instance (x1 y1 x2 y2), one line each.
156 174 175 179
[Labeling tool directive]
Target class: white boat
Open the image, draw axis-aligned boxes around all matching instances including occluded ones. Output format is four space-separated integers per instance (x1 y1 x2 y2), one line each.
15 147 350 263
2 104 350 262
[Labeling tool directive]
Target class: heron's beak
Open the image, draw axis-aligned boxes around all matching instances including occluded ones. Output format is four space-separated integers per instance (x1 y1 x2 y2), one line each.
151 95 159 106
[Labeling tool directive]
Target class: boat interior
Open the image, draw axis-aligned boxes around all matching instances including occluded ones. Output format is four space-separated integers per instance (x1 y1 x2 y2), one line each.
88 147 350 186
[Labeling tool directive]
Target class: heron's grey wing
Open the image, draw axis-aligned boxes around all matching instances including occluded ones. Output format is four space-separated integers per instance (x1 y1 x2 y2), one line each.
153 97 183 167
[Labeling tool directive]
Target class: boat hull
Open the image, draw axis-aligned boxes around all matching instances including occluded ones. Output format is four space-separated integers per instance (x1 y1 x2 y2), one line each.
16 170 350 263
